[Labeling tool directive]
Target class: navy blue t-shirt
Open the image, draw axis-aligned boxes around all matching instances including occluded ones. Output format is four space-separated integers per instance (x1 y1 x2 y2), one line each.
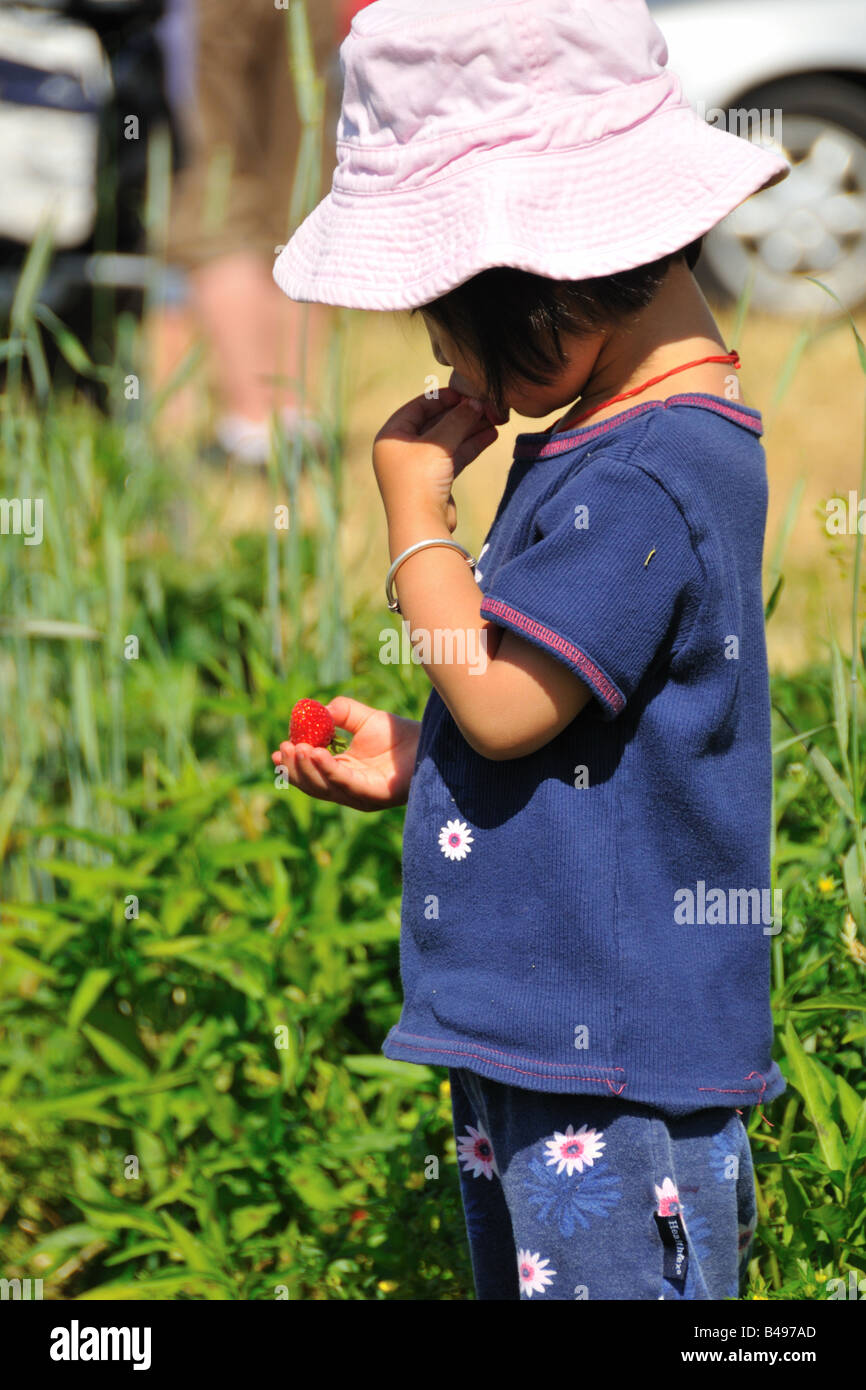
382 393 786 1117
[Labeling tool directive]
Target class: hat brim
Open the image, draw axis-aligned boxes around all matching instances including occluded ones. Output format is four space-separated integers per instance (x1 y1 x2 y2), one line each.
273 105 791 311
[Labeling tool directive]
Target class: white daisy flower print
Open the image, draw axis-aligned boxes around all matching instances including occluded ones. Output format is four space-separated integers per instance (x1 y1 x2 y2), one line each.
439 819 474 860
655 1177 683 1219
544 1123 605 1176
457 1121 498 1180
517 1249 557 1298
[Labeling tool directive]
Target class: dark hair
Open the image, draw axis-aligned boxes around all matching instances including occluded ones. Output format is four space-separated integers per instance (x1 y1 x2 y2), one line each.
411 236 704 421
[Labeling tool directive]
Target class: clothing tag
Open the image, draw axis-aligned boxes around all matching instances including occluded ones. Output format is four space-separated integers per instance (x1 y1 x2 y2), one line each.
654 1211 689 1285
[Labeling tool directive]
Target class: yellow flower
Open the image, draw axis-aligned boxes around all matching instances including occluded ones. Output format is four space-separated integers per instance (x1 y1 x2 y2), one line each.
752 1294 768 1300
377 1280 398 1293
815 1271 828 1283
439 1080 451 1098
817 877 835 894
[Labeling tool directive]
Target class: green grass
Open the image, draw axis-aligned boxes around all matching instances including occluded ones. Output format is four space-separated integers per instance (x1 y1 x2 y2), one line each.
1 299 864 1298
0 346 473 1298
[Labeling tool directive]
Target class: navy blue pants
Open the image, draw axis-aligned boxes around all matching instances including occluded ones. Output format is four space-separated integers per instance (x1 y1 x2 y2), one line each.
449 1067 757 1301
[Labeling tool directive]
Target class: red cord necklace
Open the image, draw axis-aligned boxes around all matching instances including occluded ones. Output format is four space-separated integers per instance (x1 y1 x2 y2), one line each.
555 350 741 432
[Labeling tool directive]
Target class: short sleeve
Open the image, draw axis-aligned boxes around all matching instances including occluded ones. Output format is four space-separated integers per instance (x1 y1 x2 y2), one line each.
478 457 704 720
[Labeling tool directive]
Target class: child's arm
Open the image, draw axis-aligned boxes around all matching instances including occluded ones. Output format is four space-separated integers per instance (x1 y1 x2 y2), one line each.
386 518 592 760
374 391 593 762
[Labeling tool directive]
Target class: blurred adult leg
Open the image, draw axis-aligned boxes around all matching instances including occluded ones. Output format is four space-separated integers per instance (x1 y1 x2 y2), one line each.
162 0 340 455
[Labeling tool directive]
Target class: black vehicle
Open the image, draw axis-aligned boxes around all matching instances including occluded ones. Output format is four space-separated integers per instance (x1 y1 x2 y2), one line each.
0 0 178 386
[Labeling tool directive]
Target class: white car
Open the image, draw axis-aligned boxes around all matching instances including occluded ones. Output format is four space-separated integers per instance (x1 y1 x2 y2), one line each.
649 0 866 315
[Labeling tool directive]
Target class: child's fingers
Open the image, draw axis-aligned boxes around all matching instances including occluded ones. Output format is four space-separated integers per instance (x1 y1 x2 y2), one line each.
324 695 375 736
291 746 338 798
422 396 487 455
417 399 460 433
452 424 499 477
272 742 302 784
277 741 368 803
380 387 465 439
274 741 332 799
315 753 370 799
275 744 376 811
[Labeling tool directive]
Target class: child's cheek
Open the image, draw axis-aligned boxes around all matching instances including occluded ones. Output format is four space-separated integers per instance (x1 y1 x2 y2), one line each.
446 369 509 426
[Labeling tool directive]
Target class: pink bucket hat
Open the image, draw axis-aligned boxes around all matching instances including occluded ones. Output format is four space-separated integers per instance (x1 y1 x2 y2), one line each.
273 0 791 312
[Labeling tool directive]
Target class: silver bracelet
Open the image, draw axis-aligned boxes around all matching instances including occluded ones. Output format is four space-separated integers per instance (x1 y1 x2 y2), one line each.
385 538 477 613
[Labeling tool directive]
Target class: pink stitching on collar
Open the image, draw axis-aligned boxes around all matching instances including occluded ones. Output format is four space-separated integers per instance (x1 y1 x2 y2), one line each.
515 394 763 461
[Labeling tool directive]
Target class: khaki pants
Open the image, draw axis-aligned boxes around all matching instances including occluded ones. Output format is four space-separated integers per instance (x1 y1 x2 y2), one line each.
164 0 341 269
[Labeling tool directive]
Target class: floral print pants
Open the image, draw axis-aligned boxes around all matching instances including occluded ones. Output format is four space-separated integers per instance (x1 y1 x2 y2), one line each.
449 1067 758 1301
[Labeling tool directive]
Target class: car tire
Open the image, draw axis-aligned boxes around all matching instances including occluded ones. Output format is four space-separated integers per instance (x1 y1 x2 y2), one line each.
696 75 866 316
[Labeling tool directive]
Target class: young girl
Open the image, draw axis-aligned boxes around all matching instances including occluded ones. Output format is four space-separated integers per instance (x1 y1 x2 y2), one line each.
271 0 791 1300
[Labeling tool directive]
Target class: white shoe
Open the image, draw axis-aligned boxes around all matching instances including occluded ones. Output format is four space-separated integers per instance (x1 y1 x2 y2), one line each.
216 408 326 464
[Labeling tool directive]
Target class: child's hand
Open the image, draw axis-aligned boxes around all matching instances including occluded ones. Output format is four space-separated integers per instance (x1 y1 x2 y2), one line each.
373 387 498 534
447 369 510 427
271 696 421 812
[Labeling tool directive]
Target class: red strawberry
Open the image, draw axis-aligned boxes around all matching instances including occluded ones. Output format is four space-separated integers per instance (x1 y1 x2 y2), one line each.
288 699 346 753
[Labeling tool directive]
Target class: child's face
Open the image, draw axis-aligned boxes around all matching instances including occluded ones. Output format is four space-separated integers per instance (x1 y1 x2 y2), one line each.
419 310 507 422
420 310 601 426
